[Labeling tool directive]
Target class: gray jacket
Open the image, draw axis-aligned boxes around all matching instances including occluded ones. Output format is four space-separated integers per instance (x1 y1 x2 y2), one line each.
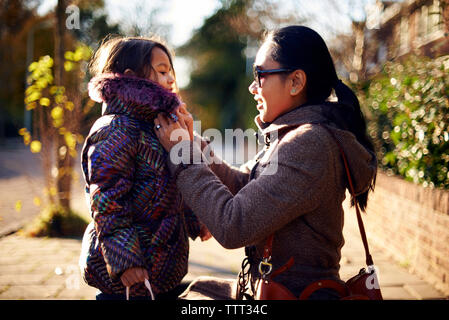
168 103 377 295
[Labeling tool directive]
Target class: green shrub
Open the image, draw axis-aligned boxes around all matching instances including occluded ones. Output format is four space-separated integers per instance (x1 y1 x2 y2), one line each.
359 55 449 189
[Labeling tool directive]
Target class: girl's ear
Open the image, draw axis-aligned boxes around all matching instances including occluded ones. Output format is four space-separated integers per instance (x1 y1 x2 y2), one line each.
124 68 136 76
290 69 307 96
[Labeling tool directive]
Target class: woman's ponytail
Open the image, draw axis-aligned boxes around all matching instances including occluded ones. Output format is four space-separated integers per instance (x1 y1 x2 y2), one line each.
334 79 376 211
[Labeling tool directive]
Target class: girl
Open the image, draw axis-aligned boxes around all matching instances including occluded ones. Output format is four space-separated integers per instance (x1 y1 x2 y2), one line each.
79 36 209 300
154 26 377 300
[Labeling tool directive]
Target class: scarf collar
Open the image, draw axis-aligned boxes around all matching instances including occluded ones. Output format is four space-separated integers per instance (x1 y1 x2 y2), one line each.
254 101 358 136
88 73 180 122
254 103 330 136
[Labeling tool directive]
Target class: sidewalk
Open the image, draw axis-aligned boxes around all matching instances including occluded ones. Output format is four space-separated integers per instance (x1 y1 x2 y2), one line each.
340 198 446 300
0 205 447 300
0 142 87 237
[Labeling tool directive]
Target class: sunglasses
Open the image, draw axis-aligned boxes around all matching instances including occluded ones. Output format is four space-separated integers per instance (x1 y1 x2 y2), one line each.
253 66 294 87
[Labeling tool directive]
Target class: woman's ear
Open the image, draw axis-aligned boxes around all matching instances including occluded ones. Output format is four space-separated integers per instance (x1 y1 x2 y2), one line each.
290 70 307 96
124 68 135 76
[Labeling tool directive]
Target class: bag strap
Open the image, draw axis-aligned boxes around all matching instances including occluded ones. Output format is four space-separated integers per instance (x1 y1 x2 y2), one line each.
259 234 295 280
316 123 374 266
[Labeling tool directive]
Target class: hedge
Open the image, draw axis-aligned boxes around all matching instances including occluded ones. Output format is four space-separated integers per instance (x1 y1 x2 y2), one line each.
359 55 449 189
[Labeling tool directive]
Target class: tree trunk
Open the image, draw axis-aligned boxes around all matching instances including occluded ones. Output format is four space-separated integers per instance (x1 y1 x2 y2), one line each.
350 21 366 83
54 0 72 211
54 0 65 87
442 0 449 36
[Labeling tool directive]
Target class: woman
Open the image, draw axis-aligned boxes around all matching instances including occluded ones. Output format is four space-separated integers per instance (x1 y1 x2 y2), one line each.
154 26 377 299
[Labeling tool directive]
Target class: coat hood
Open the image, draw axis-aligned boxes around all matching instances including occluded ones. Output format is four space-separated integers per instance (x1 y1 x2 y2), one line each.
255 103 377 195
88 73 181 122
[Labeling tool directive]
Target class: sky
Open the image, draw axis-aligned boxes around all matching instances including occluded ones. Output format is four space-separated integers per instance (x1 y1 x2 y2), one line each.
37 0 376 87
37 0 222 47
104 0 222 47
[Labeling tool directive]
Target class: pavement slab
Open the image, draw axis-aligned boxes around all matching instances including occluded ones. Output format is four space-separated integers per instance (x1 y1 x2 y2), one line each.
403 283 447 300
0 284 62 300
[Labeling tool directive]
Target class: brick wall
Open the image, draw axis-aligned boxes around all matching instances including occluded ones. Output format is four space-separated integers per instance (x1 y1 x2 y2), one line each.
361 171 449 295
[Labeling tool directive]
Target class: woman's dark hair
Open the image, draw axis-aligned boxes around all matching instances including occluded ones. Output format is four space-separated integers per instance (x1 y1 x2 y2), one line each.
89 35 176 87
265 25 376 211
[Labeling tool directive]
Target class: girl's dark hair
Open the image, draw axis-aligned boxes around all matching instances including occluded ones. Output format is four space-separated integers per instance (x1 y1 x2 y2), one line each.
89 35 176 86
265 25 376 211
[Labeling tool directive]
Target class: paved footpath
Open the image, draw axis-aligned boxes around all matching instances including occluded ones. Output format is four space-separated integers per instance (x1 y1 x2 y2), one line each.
0 140 87 237
0 206 447 300
0 142 447 300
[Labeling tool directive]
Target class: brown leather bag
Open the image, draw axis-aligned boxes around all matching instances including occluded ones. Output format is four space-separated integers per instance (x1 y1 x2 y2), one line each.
249 124 383 300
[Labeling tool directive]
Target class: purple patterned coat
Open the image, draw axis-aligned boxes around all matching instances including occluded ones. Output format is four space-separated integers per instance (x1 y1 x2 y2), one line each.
79 73 201 296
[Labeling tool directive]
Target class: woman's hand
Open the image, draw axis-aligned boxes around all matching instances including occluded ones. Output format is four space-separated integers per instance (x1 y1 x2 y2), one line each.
154 105 192 152
120 267 149 288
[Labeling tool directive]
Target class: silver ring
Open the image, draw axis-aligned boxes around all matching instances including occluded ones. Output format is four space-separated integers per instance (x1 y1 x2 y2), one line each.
169 113 178 122
155 124 161 130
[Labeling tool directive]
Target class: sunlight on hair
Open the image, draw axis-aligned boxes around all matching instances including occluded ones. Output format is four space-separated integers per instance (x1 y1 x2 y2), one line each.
95 46 110 75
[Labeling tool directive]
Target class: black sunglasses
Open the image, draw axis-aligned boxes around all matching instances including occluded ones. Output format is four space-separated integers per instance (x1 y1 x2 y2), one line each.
253 66 294 87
